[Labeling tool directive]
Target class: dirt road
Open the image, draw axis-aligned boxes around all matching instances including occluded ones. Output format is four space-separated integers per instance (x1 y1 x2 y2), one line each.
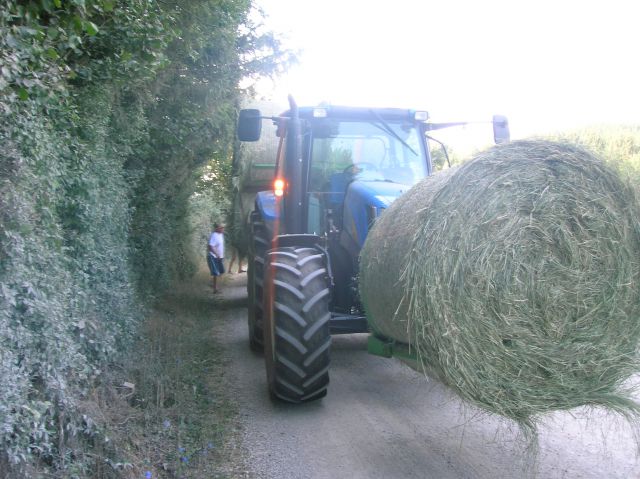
214 273 639 479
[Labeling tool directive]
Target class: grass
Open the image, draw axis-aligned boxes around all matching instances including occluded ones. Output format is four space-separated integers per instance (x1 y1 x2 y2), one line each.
71 267 250 479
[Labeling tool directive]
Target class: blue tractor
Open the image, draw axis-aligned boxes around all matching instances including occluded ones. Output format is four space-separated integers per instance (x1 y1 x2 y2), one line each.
237 97 509 403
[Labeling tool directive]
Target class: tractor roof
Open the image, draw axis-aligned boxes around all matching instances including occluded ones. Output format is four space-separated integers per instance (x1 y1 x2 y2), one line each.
279 105 429 122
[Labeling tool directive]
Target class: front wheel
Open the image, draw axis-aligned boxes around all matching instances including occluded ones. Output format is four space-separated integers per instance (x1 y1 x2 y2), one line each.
263 247 332 402
247 218 268 352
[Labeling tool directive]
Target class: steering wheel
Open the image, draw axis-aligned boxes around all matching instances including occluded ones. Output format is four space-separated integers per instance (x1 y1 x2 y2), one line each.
343 162 377 174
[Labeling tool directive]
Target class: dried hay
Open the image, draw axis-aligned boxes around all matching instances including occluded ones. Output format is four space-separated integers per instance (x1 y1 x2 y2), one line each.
360 139 640 432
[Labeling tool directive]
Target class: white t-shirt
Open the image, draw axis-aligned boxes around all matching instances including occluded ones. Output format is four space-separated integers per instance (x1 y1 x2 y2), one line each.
208 231 225 258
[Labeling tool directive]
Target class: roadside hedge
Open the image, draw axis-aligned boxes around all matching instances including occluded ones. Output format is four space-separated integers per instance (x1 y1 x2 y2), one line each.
0 0 286 474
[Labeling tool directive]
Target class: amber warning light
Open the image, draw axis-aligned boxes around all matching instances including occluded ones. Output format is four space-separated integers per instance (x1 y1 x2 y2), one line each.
274 178 285 197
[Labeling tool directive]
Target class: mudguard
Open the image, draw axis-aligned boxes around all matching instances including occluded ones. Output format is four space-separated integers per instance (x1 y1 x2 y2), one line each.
255 190 278 238
342 180 410 249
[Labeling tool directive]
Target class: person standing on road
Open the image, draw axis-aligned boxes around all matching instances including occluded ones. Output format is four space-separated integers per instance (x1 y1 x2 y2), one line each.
226 215 248 274
208 223 226 293
227 247 246 274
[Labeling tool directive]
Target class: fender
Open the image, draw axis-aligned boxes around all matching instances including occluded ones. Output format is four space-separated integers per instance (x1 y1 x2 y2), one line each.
274 233 323 250
255 190 279 238
342 180 409 250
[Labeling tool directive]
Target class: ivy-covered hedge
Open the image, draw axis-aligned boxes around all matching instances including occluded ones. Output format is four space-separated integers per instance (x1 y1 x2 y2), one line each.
0 0 285 474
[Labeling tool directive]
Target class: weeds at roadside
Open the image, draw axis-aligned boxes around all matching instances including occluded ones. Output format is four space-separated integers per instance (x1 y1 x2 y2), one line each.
76 270 246 479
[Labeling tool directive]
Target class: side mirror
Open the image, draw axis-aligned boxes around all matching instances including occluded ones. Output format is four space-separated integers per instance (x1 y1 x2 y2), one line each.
237 109 262 142
492 115 510 144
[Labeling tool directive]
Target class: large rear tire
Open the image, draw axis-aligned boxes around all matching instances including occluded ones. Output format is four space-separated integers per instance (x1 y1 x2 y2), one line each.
263 247 332 402
247 217 268 352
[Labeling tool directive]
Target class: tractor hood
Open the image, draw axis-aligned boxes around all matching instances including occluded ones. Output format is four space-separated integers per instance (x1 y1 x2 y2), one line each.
342 180 410 249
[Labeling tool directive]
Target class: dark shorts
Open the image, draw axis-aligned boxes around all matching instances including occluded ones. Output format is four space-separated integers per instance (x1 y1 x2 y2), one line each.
207 255 225 276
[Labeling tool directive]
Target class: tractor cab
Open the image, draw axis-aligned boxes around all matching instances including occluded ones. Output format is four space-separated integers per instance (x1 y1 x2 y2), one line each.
241 104 434 317
297 106 432 250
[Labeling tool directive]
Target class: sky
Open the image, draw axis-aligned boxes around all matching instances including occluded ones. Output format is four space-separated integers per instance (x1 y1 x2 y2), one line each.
252 0 640 144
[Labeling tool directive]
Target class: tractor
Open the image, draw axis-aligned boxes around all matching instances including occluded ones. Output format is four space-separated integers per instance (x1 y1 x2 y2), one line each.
236 96 509 402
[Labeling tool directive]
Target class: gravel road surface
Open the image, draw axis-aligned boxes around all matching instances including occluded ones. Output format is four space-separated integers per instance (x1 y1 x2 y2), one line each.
215 273 639 479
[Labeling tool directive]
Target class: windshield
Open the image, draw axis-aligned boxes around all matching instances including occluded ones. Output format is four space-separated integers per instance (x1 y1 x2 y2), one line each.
308 120 427 190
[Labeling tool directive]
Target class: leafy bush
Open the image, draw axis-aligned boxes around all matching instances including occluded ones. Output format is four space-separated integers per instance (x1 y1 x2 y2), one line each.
0 0 286 474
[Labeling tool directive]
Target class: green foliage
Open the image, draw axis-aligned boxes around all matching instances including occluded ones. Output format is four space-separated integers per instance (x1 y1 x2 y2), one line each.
430 144 465 171
431 125 640 178
543 125 640 183
0 0 288 474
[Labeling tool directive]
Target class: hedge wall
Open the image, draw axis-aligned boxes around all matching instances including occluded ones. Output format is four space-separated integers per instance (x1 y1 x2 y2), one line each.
0 0 286 473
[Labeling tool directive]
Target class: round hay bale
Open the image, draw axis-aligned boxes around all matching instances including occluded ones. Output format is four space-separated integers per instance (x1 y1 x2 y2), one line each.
360 139 640 428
